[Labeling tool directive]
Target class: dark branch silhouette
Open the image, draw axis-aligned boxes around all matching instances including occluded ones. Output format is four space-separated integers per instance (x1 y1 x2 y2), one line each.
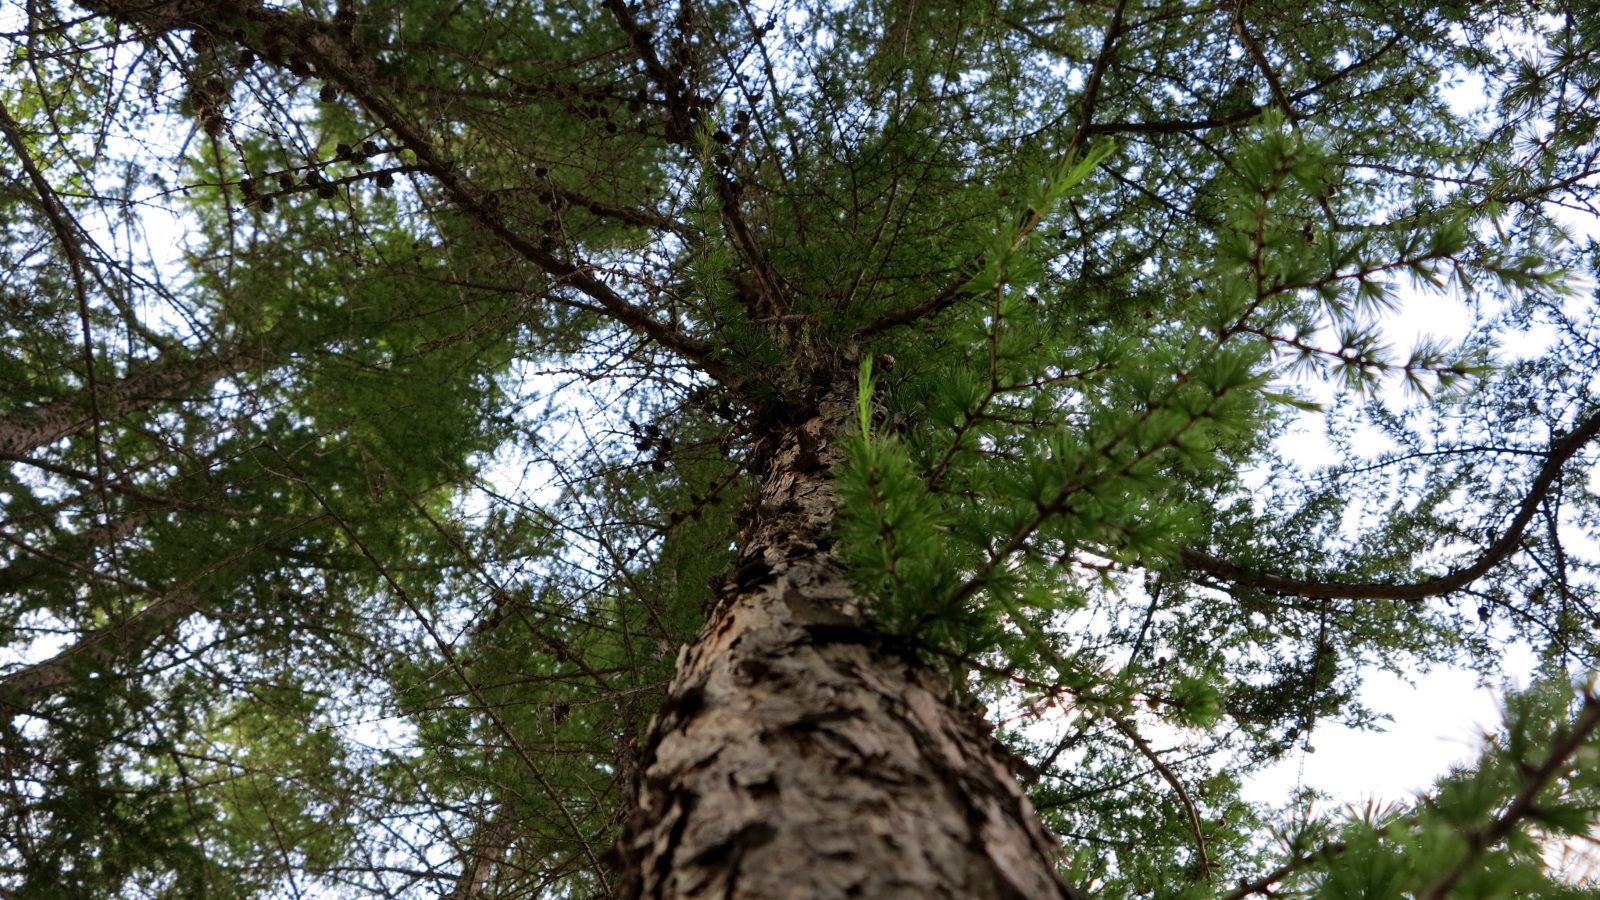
1182 406 1600 601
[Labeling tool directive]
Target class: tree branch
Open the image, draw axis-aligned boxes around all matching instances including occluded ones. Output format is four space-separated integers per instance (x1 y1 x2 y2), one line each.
1181 406 1600 601
1419 687 1600 899
0 590 198 710
0 345 269 458
447 812 512 899
0 99 120 530
1228 1 1294 122
80 0 739 388
1108 711 1211 880
852 0 1128 339
604 0 793 326
264 445 612 887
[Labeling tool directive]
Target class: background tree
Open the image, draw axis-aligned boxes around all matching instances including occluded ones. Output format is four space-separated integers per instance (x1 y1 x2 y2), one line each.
1 0 1599 896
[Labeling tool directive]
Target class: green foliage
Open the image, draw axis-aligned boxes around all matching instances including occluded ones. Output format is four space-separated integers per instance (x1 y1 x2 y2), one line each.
1297 681 1600 899
2 0 1599 896
837 431 964 636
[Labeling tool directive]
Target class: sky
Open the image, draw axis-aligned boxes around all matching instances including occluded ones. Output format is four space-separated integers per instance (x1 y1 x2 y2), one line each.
1236 174 1598 861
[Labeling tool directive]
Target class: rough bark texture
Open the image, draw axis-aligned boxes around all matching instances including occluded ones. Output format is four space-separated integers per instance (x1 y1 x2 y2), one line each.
617 392 1081 900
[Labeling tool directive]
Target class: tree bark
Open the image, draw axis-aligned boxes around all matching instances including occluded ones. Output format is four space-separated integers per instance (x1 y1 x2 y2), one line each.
0 589 197 711
616 391 1082 900
448 812 512 899
0 347 269 459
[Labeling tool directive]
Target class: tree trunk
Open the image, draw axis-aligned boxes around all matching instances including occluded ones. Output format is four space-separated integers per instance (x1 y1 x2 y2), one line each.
616 391 1081 900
